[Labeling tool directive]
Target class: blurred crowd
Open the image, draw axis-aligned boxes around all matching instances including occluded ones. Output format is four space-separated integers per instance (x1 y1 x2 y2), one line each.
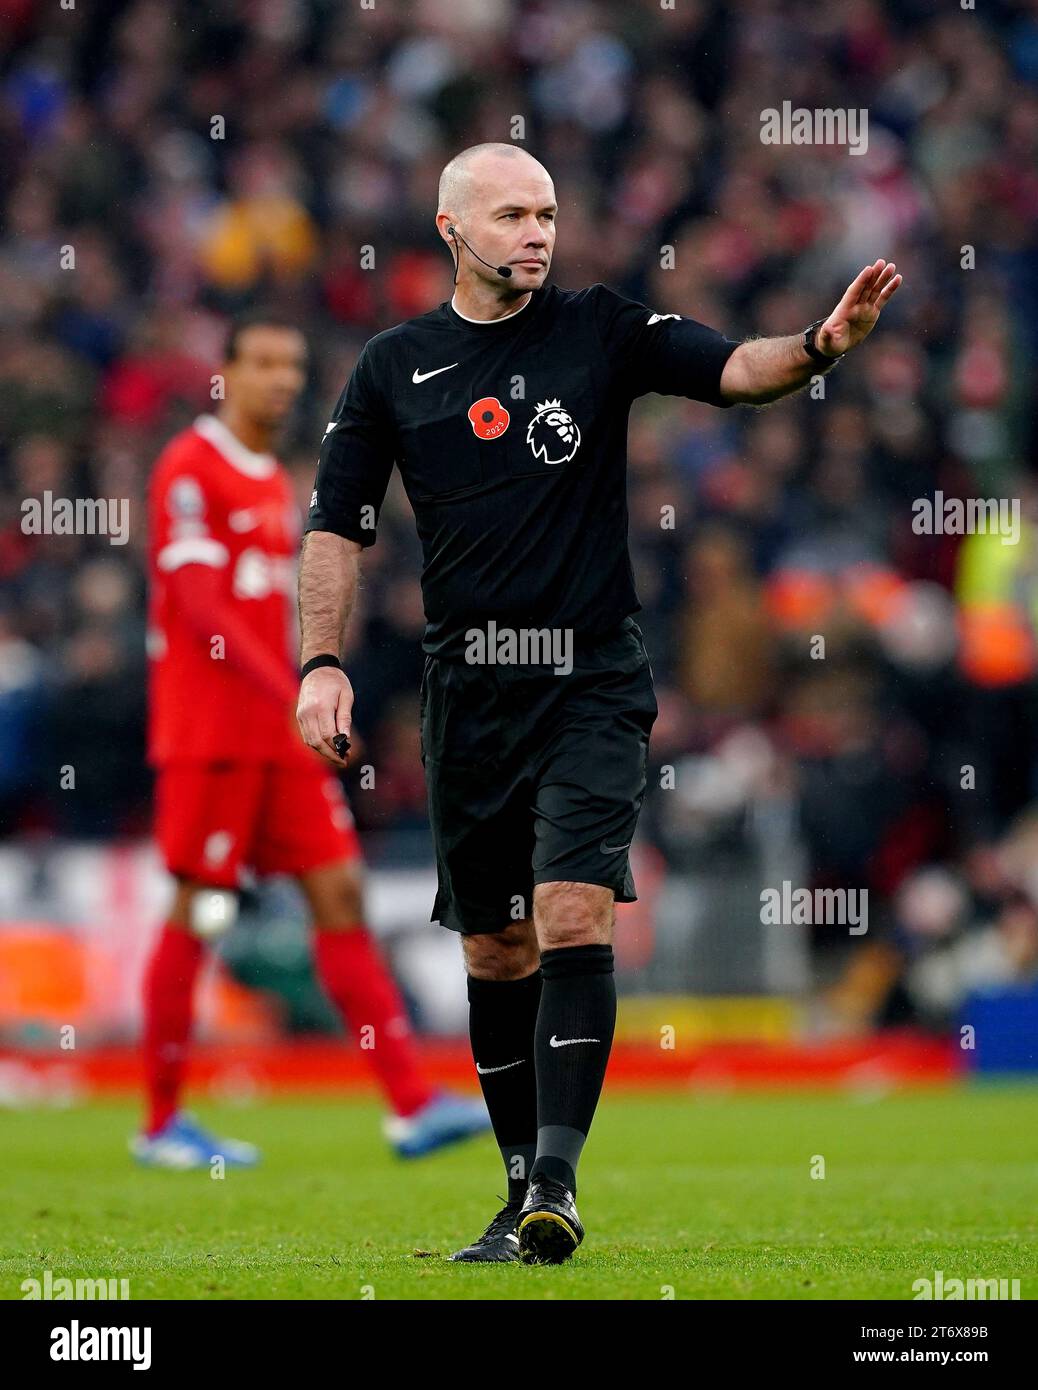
1 0 1037 1024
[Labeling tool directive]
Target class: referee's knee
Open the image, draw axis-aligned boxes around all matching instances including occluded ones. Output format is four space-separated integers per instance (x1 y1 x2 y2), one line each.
463 920 539 980
533 880 614 949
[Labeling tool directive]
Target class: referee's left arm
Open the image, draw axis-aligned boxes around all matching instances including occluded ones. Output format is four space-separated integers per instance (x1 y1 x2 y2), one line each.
719 258 902 404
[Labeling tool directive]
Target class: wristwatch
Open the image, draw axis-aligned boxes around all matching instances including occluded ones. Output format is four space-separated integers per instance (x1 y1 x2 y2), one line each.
802 319 843 368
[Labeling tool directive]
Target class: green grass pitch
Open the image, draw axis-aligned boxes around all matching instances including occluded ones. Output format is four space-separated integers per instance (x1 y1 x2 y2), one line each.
1 1085 1035 1300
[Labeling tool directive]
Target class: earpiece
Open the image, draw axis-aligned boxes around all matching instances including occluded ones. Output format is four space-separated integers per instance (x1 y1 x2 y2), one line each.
444 224 512 280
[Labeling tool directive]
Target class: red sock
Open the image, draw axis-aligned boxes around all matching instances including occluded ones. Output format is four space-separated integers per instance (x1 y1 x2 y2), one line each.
314 927 434 1117
142 922 205 1135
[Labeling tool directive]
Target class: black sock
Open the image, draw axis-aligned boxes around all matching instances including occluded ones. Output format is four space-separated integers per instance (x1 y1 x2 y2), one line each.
530 944 616 1195
467 971 542 1204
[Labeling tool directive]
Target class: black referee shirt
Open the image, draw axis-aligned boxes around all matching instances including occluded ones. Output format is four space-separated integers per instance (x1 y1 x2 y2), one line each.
306 282 740 658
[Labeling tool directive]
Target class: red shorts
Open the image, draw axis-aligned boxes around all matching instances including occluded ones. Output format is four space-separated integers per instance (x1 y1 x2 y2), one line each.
154 759 361 887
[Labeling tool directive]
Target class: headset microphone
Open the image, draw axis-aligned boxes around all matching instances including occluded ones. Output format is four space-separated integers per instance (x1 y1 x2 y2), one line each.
447 226 512 279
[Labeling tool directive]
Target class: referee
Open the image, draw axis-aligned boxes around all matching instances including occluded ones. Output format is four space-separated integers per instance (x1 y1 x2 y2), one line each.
296 142 901 1265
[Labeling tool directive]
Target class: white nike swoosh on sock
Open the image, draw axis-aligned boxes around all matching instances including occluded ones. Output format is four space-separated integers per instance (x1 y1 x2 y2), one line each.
475 1058 527 1074
548 1035 601 1048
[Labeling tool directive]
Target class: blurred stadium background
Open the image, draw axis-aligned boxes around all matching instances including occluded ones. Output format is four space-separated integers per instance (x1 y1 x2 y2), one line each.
1 0 1037 1106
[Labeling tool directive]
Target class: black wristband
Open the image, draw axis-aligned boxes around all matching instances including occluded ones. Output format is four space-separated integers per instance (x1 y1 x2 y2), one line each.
300 654 343 681
803 318 843 369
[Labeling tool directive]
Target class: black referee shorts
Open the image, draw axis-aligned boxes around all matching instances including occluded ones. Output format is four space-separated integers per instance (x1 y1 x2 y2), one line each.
420 617 658 935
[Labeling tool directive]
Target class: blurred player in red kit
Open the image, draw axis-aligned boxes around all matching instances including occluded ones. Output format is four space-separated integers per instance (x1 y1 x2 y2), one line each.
134 311 488 1168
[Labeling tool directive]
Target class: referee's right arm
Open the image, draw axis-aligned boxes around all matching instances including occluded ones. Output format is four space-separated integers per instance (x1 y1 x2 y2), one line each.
296 531 360 764
296 343 395 764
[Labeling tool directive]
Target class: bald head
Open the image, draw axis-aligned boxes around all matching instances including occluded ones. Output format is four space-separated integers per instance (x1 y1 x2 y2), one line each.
436 143 557 299
437 143 553 222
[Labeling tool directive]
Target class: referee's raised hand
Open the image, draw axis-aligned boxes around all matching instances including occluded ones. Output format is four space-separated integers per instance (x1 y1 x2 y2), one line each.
297 664 354 765
816 258 902 357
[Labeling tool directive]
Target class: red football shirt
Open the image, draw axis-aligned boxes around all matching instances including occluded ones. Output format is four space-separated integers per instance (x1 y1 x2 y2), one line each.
147 413 308 765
